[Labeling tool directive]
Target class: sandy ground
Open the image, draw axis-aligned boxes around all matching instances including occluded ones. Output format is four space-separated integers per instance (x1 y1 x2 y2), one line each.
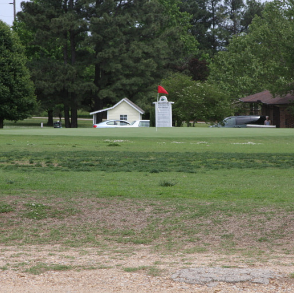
1 245 294 292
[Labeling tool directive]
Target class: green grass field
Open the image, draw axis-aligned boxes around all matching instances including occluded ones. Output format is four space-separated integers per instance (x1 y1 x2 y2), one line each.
1 120 294 271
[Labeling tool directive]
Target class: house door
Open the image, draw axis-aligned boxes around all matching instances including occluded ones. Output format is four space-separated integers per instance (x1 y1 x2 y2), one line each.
273 106 280 128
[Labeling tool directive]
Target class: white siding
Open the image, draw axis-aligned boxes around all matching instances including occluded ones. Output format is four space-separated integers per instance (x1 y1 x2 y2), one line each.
107 101 142 121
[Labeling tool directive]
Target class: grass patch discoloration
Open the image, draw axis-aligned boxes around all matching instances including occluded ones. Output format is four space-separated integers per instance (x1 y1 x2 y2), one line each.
25 263 72 275
159 180 177 187
22 202 79 220
1 151 294 173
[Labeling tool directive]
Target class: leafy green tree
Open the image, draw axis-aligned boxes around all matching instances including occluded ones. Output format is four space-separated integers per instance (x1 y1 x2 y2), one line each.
251 0 294 96
0 21 36 128
209 0 294 100
177 82 231 124
208 33 268 98
162 73 230 125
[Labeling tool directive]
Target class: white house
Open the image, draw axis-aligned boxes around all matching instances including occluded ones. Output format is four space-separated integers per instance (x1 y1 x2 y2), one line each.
90 98 145 124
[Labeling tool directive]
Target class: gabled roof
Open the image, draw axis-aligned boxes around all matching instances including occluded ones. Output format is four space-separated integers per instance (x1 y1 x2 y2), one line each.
240 90 294 105
90 98 145 115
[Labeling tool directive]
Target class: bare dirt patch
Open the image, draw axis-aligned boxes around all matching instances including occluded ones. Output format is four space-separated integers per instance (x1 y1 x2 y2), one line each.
1 245 294 292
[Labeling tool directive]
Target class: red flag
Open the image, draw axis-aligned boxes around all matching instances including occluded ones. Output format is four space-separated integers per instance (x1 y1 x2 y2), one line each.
158 85 168 94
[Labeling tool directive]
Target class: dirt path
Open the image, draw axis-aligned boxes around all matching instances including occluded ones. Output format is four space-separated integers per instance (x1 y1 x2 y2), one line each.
1 245 294 292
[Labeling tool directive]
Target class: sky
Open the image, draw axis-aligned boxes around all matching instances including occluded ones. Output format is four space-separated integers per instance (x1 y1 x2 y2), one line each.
0 0 26 26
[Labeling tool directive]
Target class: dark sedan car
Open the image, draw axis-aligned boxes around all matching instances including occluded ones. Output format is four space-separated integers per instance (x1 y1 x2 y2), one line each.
212 116 266 128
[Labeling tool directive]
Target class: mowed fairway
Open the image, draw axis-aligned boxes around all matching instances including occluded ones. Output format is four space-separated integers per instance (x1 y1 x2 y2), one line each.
1 125 294 274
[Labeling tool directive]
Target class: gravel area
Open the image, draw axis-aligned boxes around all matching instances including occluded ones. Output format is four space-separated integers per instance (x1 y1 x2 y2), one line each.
1 245 294 292
172 267 282 285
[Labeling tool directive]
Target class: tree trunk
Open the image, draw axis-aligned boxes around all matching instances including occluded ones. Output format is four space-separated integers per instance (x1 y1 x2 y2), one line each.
47 109 54 126
94 96 104 123
0 118 3 129
94 63 104 123
64 104 71 128
69 0 78 128
71 100 78 128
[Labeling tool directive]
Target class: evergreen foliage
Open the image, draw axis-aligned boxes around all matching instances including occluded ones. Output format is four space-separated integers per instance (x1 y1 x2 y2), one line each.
180 0 265 56
18 0 93 128
0 21 36 128
16 0 197 126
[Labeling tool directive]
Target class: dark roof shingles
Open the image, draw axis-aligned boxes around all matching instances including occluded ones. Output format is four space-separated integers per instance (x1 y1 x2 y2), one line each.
240 90 294 105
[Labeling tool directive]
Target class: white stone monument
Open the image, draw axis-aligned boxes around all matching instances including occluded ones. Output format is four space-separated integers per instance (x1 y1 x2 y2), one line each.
153 96 174 127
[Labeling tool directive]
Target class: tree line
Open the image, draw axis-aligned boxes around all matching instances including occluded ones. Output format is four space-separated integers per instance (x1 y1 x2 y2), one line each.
3 0 293 128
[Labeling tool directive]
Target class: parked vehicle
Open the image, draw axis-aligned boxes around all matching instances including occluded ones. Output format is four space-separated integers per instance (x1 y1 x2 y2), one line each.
130 120 150 127
212 116 266 128
93 120 150 128
93 120 131 128
53 121 62 128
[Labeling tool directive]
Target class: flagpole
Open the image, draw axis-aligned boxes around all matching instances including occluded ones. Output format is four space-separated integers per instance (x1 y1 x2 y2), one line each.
156 93 159 132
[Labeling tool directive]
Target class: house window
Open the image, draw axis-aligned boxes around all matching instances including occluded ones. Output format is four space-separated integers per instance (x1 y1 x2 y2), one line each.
120 115 127 121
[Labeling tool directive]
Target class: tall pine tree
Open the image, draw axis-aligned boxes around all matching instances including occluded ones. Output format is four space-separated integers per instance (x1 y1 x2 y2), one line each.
0 21 36 128
17 0 197 123
88 0 197 120
18 0 92 128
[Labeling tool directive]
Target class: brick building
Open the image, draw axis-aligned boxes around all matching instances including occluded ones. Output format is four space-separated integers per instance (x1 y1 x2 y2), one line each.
240 90 294 128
